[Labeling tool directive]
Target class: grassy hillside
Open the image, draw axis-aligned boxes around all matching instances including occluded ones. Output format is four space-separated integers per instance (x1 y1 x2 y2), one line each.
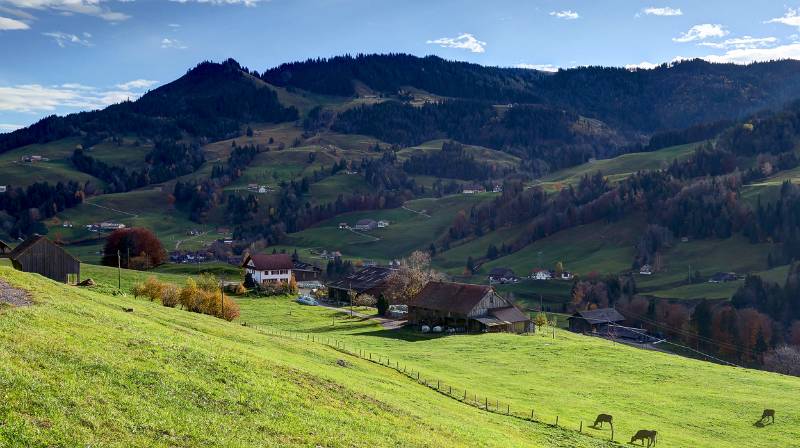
0 267 615 448
235 292 800 448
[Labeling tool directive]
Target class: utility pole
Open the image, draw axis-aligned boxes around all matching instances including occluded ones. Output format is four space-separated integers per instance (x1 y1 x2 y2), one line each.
219 277 225 319
117 250 121 290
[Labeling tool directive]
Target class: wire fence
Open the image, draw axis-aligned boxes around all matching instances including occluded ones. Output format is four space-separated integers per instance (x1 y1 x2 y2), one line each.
248 324 625 446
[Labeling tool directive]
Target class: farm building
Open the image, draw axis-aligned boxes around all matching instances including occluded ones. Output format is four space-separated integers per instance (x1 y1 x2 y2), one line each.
292 260 322 281
568 308 625 334
327 266 395 303
241 253 293 284
354 219 378 231
0 240 11 257
488 267 517 284
8 236 80 283
530 269 552 280
639 264 653 275
462 184 486 194
709 272 737 283
409 281 532 333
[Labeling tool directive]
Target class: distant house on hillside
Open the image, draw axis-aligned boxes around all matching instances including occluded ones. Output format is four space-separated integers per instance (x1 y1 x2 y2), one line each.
327 266 395 303
241 253 293 284
709 272 737 283
99 222 125 231
409 281 532 333
639 264 653 275
560 271 574 280
492 184 503 193
377 220 389 228
462 184 486 194
0 185 6 193
9 235 80 284
568 308 625 334
530 269 552 280
354 219 378 231
488 267 517 284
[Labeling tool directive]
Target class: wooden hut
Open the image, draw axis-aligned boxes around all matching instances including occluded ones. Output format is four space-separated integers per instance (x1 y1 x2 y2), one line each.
568 308 625 334
0 240 11 258
8 236 80 283
409 281 533 333
326 266 395 303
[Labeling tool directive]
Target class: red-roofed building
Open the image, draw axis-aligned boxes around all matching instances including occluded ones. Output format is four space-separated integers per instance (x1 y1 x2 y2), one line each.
241 253 294 284
409 281 532 333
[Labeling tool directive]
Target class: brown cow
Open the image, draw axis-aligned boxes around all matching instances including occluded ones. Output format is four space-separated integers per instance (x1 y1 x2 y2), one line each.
630 429 657 447
592 413 613 429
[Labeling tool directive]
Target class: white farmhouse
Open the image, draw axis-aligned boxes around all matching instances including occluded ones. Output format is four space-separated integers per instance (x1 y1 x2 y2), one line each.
241 253 294 284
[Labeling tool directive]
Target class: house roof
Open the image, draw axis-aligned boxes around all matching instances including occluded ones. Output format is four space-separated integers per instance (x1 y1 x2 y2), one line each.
489 267 515 277
570 308 625 325
327 266 395 292
9 235 79 263
0 240 10 251
242 253 294 270
293 260 321 272
490 306 531 323
355 219 376 226
412 281 493 315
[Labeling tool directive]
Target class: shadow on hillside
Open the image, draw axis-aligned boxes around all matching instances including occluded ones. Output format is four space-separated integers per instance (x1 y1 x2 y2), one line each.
355 327 446 343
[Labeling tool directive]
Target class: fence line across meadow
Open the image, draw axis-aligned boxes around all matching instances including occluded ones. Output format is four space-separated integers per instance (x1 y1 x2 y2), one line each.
248 324 624 446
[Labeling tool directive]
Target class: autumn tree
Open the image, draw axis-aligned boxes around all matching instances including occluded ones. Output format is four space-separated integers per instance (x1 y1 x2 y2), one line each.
102 227 167 270
384 251 445 305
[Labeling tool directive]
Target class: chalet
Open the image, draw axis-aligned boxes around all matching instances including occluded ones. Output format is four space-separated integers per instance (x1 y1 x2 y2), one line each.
488 267 517 284
492 184 503 193
99 222 125 231
354 219 378 231
377 220 389 228
462 184 486 194
0 240 11 257
568 308 625 334
709 272 737 283
8 236 80 283
327 266 395 303
242 253 293 284
0 185 6 193
409 281 532 333
639 264 653 275
338 222 349 229
531 269 552 280
292 260 322 281
560 271 574 280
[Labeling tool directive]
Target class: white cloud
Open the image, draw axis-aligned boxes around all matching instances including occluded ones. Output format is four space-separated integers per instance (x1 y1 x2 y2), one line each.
699 42 800 64
160 37 186 49
699 36 778 50
641 6 682 16
550 10 579 20
0 15 28 29
0 123 23 132
43 31 92 47
116 79 159 90
625 61 659 70
516 63 559 72
3 0 129 21
426 33 486 53
168 23 180 27
0 84 137 113
169 0 260 6
673 24 728 43
766 8 800 28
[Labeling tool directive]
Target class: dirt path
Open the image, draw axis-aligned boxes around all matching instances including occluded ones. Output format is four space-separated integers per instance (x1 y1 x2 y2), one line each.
86 201 139 218
0 279 32 307
347 227 380 242
319 304 406 330
402 203 431 218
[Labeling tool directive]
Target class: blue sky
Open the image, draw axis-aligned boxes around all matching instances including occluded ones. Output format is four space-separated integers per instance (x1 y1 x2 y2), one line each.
2 0 800 131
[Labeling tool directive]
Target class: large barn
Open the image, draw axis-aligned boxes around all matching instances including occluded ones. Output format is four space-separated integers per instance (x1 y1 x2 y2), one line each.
327 266 395 303
8 236 80 283
568 308 625 334
409 281 532 333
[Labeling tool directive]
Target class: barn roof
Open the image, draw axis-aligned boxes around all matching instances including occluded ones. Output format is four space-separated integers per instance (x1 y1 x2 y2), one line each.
8 235 79 263
0 240 10 251
242 253 294 270
327 266 394 292
570 308 625 325
489 306 530 323
412 281 493 315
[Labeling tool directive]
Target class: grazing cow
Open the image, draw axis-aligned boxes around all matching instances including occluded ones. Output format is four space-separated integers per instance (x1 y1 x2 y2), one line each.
761 409 775 423
592 413 613 429
630 429 657 447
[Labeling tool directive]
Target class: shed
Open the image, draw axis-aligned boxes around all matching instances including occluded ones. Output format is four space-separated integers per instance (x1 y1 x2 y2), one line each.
292 260 322 281
409 281 532 333
327 266 395 303
9 236 80 283
568 308 625 334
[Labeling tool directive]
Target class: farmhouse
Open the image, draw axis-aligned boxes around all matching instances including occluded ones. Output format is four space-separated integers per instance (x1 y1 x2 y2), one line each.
0 185 6 193
709 272 737 283
409 281 532 333
327 266 394 303
530 268 552 280
8 236 80 284
560 271 574 280
462 184 486 194
639 264 653 275
241 253 293 284
568 308 625 334
488 267 517 284
292 260 322 281
99 222 126 231
354 219 378 231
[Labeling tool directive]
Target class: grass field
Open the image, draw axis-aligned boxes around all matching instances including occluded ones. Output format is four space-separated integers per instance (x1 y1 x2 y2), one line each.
0 137 101 188
396 139 522 171
0 267 616 448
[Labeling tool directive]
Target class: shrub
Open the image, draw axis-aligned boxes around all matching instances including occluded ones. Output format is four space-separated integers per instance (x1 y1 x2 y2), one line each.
234 283 247 295
353 293 377 307
131 282 147 299
161 284 180 308
376 294 389 316
179 278 203 312
221 296 240 321
142 277 166 302
534 312 549 330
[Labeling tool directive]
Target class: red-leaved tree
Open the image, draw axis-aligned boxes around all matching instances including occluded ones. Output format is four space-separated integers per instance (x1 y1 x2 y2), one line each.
103 227 167 270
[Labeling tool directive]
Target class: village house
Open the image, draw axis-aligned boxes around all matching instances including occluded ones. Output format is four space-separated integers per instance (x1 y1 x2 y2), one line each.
492 184 503 193
488 267 517 284
639 264 653 275
568 308 625 334
560 271 574 280
21 155 48 163
409 281 532 333
8 235 80 284
530 268 552 280
241 253 294 284
709 272 737 283
99 222 126 231
462 184 486 194
327 266 395 303
338 222 349 229
354 219 378 231
377 220 389 228
0 185 6 193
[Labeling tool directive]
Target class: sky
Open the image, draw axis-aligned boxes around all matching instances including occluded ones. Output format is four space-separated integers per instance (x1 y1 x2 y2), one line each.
2 0 800 132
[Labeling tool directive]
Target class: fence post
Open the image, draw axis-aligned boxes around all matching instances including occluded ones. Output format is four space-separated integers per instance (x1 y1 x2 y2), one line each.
464 390 467 400
555 416 559 427
437 380 440 390
531 409 534 420
580 421 582 433
485 397 488 410
507 404 510 415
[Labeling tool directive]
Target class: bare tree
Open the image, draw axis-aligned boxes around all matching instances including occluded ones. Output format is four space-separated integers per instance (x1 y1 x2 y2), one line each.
764 345 800 376
384 251 445 305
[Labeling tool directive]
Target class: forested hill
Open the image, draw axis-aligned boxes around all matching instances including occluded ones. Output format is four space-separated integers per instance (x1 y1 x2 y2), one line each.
262 54 800 131
0 59 298 154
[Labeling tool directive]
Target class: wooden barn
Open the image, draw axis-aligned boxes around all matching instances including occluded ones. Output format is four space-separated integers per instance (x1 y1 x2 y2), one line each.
568 308 625 334
0 240 11 258
409 281 533 333
9 236 80 283
327 266 395 303
292 260 322 281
